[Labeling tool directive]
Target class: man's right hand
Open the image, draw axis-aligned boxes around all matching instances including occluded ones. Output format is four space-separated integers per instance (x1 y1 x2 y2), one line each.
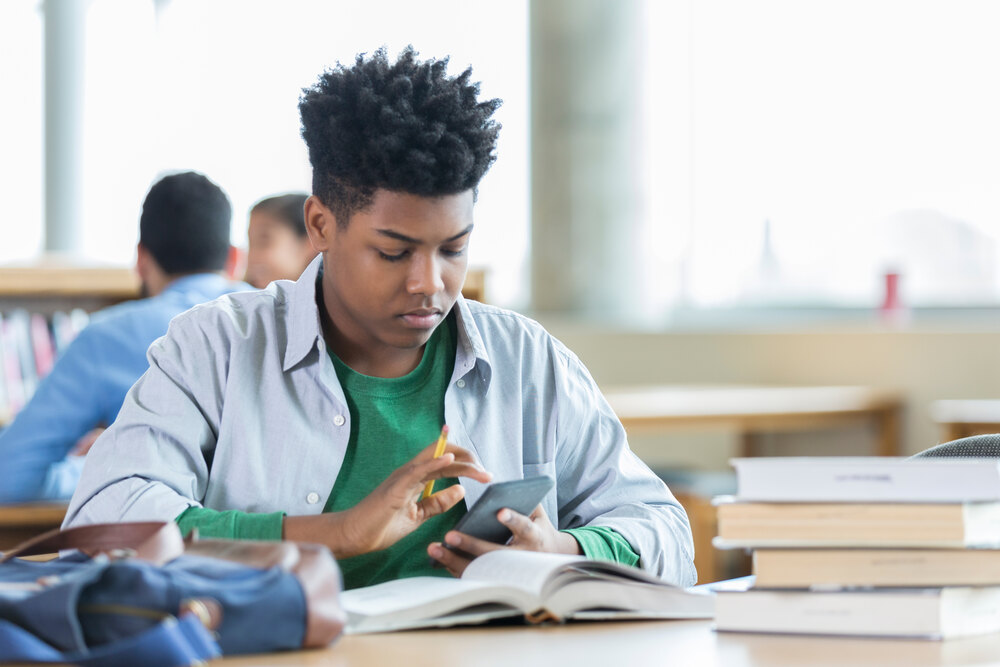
283 440 491 559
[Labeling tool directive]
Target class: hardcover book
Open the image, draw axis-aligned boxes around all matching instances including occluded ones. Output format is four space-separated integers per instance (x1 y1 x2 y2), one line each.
752 548 1000 589
715 586 1000 639
730 457 1000 503
713 499 1000 548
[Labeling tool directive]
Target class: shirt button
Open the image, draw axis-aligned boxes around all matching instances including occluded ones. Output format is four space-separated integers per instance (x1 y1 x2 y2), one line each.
333 415 346 426
456 379 466 388
306 492 320 504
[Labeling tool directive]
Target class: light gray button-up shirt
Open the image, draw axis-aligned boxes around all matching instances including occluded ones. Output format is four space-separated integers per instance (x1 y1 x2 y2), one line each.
65 257 696 586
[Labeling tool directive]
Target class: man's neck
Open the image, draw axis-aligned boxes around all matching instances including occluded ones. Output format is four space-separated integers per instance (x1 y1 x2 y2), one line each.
315 278 424 378
147 270 224 297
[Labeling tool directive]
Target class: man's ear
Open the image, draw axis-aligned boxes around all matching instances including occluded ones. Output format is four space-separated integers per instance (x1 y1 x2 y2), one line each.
224 245 245 280
135 243 151 282
303 195 337 252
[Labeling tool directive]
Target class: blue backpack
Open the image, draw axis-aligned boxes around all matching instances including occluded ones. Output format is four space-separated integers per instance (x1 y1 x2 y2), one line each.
0 522 345 666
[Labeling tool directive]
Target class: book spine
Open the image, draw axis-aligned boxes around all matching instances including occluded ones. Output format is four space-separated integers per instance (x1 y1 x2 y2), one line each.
735 462 1000 502
1 318 25 416
8 310 37 401
30 313 55 377
0 313 8 423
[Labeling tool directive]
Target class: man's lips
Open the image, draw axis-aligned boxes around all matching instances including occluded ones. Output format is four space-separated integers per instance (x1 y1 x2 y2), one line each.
400 309 442 328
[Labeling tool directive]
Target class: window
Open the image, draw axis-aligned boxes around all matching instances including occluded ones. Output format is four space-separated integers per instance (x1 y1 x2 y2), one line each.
0 1 43 263
8 0 529 308
645 0 1000 312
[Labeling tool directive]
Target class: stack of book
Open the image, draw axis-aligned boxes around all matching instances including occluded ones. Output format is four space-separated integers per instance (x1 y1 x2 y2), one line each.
713 456 1000 639
0 308 88 424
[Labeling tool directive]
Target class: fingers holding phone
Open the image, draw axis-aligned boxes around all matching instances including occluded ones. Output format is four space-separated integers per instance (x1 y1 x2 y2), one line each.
427 476 579 576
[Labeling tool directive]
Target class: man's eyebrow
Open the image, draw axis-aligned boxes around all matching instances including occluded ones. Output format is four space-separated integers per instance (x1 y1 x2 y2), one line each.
375 225 474 244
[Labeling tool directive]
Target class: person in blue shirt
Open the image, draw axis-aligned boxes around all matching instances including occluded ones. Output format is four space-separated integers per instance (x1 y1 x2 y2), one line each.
0 171 250 503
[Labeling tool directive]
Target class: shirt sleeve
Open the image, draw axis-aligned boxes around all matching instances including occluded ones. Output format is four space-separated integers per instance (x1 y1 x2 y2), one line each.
175 507 285 541
64 312 226 527
548 343 697 586
0 325 109 503
562 526 640 567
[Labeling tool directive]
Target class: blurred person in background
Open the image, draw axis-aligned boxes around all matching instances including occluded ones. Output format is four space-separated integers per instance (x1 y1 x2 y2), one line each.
244 193 317 288
0 171 251 503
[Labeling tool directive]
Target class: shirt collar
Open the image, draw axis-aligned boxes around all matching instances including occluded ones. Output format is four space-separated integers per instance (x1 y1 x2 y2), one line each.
451 294 492 387
281 254 492 384
283 255 325 372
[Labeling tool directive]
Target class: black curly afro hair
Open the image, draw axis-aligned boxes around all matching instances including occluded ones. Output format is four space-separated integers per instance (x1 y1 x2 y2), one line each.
299 46 502 226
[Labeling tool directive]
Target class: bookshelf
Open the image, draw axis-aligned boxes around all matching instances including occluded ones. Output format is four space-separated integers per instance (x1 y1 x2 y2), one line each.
0 263 487 310
0 260 487 426
0 260 140 315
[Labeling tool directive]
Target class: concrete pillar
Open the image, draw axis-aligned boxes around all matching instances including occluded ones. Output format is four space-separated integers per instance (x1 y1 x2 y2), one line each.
42 0 87 253
530 0 646 317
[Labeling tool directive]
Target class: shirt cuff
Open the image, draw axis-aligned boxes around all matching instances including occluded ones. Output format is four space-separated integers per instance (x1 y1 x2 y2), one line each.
40 456 86 500
562 525 640 567
175 506 285 541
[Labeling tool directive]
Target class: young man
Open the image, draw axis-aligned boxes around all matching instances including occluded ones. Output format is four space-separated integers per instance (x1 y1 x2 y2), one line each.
66 48 695 588
0 171 249 503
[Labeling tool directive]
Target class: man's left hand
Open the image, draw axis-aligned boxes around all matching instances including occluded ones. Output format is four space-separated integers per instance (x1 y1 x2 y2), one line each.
427 504 581 577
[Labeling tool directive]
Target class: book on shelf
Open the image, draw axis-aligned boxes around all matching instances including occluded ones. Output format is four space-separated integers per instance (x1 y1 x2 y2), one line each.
713 499 1000 548
50 308 88 355
29 313 55 377
715 586 1000 639
752 548 1000 589
0 315 25 417
340 550 713 634
0 314 8 421
7 310 36 400
730 456 1000 503
0 308 89 424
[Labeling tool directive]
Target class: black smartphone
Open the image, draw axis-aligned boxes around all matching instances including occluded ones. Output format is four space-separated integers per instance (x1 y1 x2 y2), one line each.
431 476 555 564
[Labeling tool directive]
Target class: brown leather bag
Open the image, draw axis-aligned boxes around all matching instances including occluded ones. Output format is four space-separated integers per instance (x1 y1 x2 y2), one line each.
0 521 346 648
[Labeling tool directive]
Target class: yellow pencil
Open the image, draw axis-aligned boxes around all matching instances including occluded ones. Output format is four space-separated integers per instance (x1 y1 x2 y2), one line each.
421 425 449 500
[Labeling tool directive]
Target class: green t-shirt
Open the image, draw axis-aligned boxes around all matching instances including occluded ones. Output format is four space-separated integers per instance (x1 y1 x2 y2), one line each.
176 313 641 586
323 314 463 589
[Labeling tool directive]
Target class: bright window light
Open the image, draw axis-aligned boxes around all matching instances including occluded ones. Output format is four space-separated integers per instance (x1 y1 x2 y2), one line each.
5 0 529 308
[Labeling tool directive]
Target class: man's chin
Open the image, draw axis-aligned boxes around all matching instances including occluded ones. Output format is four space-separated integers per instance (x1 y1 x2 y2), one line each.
387 327 437 350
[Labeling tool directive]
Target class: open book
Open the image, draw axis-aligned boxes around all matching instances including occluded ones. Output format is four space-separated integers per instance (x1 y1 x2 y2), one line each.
341 550 713 634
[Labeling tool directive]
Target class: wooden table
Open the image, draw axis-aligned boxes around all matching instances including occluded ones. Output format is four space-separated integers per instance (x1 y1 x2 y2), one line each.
931 399 1000 443
217 619 1000 667
604 385 904 458
0 503 67 551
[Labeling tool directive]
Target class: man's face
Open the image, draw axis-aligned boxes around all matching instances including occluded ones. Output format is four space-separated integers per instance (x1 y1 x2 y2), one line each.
309 188 473 375
245 210 316 289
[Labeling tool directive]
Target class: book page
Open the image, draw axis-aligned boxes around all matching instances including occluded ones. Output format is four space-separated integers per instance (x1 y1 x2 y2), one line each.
462 550 586 595
342 577 489 617
341 576 535 633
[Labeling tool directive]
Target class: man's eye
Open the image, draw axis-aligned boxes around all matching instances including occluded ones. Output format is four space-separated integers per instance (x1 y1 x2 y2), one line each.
378 250 408 262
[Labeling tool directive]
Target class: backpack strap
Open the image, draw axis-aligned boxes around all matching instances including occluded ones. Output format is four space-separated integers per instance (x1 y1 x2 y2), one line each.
0 522 184 565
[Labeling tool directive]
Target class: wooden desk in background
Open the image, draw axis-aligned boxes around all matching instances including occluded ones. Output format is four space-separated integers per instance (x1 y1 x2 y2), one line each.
931 399 1000 443
0 503 67 551
217 619 1000 667
604 384 904 458
604 385 904 584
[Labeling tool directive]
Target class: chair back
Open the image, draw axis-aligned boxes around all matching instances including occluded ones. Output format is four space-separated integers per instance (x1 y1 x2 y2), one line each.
910 433 1000 458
